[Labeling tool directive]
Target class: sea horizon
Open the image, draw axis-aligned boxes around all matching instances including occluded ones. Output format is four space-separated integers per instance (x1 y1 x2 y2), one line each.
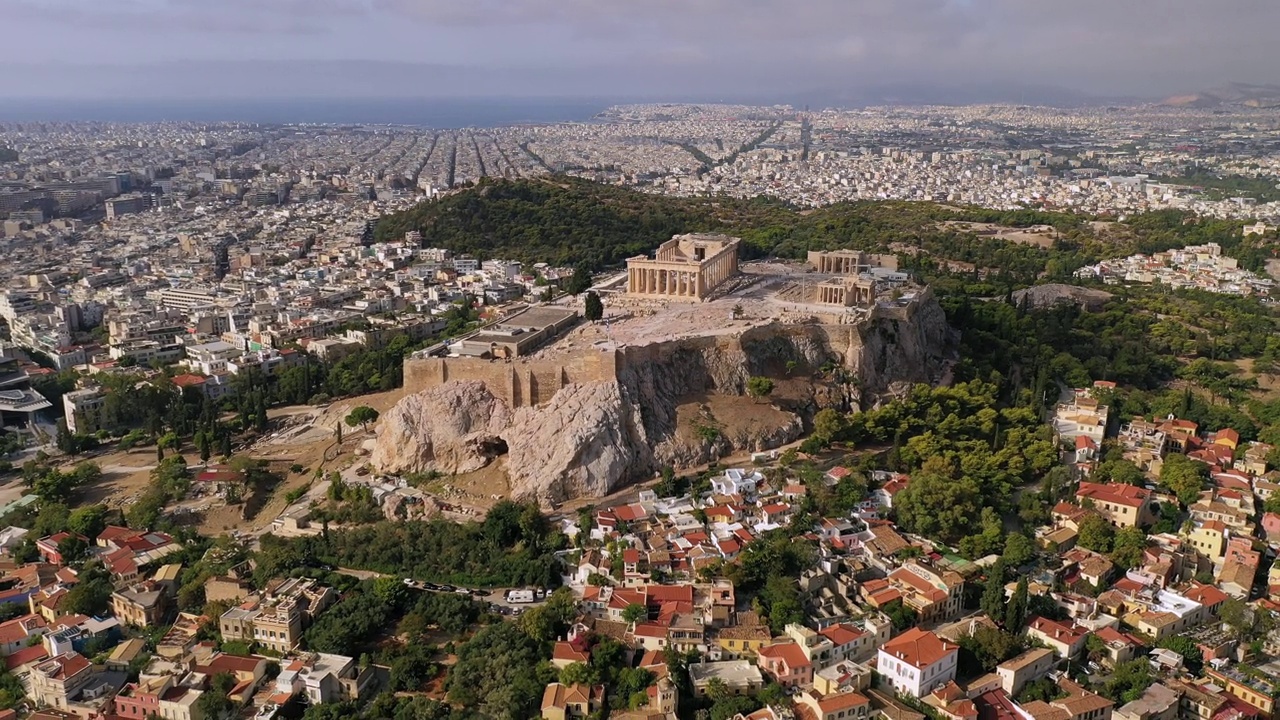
0 96 625 127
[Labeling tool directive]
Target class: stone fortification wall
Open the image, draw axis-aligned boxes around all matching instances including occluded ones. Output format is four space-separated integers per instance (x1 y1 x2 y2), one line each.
404 351 618 408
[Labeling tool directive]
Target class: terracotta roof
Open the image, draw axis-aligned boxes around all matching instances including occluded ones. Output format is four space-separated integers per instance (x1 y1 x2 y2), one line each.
819 623 865 646
879 627 956 669
817 691 871 713
199 653 262 675
645 585 693 605
1076 481 1149 508
171 374 207 388
1027 617 1087 647
758 641 811 670
639 649 666 668
552 641 590 664
0 614 45 645
4 644 48 670
1183 583 1229 607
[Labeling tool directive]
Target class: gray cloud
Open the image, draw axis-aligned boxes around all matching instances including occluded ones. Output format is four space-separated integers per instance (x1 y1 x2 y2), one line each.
0 0 1275 101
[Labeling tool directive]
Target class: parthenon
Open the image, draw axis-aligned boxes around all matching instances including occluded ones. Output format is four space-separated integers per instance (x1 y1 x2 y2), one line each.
626 234 741 302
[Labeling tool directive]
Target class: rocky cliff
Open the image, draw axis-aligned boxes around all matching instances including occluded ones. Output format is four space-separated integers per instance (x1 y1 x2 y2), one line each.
369 380 512 476
373 293 952 504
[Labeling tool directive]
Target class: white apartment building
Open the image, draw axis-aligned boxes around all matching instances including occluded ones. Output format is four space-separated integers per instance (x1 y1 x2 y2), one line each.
875 628 958 698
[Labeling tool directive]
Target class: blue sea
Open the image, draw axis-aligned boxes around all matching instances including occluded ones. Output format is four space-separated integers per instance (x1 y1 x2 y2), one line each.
0 97 617 127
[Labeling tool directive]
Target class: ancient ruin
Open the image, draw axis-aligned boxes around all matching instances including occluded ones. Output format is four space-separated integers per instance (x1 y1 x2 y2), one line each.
625 233 741 301
375 256 953 505
807 249 899 275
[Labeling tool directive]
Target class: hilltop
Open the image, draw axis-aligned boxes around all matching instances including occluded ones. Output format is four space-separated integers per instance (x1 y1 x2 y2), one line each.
376 177 1094 278
375 177 1271 290
1161 82 1280 108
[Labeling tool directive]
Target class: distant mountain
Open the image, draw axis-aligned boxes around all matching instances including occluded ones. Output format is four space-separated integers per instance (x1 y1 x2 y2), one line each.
1160 82 1280 108
782 82 1146 109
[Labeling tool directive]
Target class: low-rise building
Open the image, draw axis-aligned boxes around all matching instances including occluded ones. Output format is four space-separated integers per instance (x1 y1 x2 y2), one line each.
757 641 813 689
219 578 336 653
276 652 375 705
797 689 872 720
28 652 94 710
1026 617 1089 660
1075 482 1154 528
875 628 958 698
541 683 604 720
689 660 765 698
996 648 1056 696
111 581 169 627
1114 682 1179 720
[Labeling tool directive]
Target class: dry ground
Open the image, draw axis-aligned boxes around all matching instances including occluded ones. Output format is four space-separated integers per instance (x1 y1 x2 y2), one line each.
938 220 1060 248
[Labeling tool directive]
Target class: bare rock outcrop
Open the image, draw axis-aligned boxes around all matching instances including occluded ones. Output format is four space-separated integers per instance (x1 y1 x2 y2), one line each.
503 382 651 504
370 380 512 475
375 290 953 504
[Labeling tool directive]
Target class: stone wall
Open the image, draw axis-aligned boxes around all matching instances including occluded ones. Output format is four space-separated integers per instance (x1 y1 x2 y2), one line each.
404 351 618 408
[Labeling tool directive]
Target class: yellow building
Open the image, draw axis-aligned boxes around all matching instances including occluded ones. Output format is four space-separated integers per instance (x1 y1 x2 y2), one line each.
715 622 772 659
1076 482 1154 528
1186 521 1228 561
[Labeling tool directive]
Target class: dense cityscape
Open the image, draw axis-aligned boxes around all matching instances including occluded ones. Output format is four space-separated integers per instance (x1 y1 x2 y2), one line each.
0 88 1279 720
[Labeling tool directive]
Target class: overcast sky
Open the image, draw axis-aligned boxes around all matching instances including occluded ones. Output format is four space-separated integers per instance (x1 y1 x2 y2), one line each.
1 0 1275 102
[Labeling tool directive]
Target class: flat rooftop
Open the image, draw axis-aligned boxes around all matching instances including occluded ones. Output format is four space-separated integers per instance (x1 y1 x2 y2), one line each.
503 306 578 330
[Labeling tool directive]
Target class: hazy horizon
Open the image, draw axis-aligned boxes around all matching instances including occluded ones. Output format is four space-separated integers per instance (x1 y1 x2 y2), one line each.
2 1 1276 105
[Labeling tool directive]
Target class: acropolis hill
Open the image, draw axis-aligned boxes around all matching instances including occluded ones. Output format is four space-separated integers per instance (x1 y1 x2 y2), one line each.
375 246 953 505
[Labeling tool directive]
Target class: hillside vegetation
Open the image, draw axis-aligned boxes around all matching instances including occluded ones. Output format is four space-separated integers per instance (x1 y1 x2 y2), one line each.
376 177 1273 290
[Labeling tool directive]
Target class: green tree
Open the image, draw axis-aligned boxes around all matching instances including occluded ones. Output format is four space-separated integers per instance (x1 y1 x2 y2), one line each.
559 661 597 687
195 672 238 720
57 535 89 564
1094 459 1146 486
980 562 1007 623
958 626 1026 673
1002 533 1037 568
66 504 109 540
126 490 166 530
745 376 775 402
344 405 380 431
55 420 79 455
1160 453 1209 505
1110 526 1148 570
1155 635 1203 672
758 575 804 634
1005 577 1029 630
1102 659 1153 704
813 408 847 442
622 603 647 624
565 261 593 296
892 459 984 545
583 291 603 322
1076 513 1115 553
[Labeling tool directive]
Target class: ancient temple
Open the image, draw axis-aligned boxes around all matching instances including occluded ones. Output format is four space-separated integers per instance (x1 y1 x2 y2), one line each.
626 234 741 302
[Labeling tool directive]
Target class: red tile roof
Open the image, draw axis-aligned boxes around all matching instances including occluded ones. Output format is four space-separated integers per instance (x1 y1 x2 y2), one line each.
758 641 811 670
879 627 956 669
819 623 865 647
1076 481 1150 508
4 644 48 670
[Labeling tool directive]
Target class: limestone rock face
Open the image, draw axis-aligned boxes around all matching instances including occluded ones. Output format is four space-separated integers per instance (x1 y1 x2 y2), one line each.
373 292 953 504
370 380 512 475
503 382 652 505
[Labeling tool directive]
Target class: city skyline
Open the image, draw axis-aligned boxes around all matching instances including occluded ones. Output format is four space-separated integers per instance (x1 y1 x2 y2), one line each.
1 0 1277 103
